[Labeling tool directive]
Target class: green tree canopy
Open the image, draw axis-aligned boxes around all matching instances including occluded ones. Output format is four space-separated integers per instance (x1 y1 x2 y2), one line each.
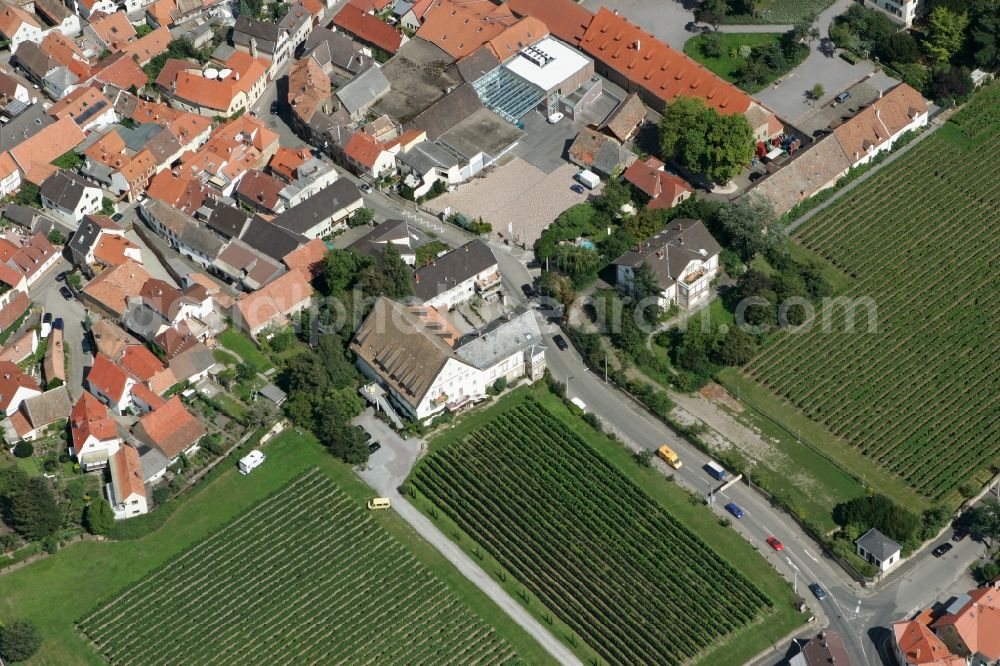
660 98 755 184
9 477 62 541
83 498 115 535
833 494 920 545
967 497 1000 546
713 196 782 262
924 6 969 62
316 249 368 296
0 620 42 663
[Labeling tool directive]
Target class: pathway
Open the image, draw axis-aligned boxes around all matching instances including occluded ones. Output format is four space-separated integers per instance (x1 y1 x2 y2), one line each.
353 411 582 666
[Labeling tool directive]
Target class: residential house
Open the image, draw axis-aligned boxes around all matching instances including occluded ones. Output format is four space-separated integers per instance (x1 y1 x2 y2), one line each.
79 258 151 319
202 203 251 240
856 528 901 573
892 615 962 666
8 115 85 187
891 583 1000 666
158 51 270 118
335 66 390 120
269 179 363 239
31 0 81 38
1 204 49 235
91 52 148 95
567 126 635 177
153 323 198 359
83 10 136 52
90 319 139 359
613 219 721 309
0 232 59 287
269 149 339 208
623 157 693 210
413 239 499 310
349 218 415 265
123 277 212 340
69 391 121 470
351 297 545 421
87 352 135 414
119 25 171 66
238 216 308 262
47 85 116 131
0 359 41 416
302 28 375 79
106 445 147 519
416 0 527 61
0 292 29 338
167 341 214 384
234 169 286 214
395 138 460 198
285 54 340 148
278 2 316 56
344 131 395 179
599 93 646 143
71 0 118 20
79 125 164 203
746 134 852 215
42 325 64 386
0 2 42 52
213 239 285 291
173 115 279 197
0 327 36 365
331 4 404 56
833 83 928 167
397 0 434 31
865 0 919 27
132 394 205 461
231 15 289 66
119 343 175 396
281 238 327 278
5 385 71 443
139 199 224 268
788 631 854 666
0 71 31 105
145 170 212 215
39 170 103 227
231 268 313 337
11 41 57 88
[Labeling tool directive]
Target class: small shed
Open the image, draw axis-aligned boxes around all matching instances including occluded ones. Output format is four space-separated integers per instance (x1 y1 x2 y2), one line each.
855 528 901 573
259 383 286 406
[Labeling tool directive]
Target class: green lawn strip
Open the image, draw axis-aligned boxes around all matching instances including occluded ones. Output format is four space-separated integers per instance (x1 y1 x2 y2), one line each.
716 368 930 513
218 328 275 373
412 386 805 665
213 393 246 420
212 349 238 366
785 241 854 295
14 456 39 476
0 430 545 665
683 33 807 93
722 0 835 24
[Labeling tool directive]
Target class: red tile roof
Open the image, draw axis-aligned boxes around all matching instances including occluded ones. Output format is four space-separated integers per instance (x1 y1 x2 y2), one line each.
0 359 39 413
579 8 751 115
146 170 211 215
88 353 131 402
0 3 39 39
130 382 166 410
332 5 403 54
417 0 518 60
236 169 285 212
623 156 692 209
282 238 327 277
508 0 593 46
92 52 148 91
120 344 165 383
89 11 136 50
344 131 386 170
268 146 310 182
234 268 313 333
110 445 146 500
0 292 29 332
9 116 86 176
71 391 118 451
81 259 151 317
121 25 171 65
135 395 205 458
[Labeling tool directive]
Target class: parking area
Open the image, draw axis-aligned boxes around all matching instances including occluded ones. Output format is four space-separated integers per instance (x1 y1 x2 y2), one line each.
511 111 581 174
580 0 696 50
353 409 423 494
424 158 601 248
793 71 903 136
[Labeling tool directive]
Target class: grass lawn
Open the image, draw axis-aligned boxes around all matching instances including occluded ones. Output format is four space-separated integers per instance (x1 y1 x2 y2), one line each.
218 328 275 373
409 386 805 666
14 456 39 476
716 367 930 515
684 32 807 92
0 430 550 665
212 348 238 366
722 0 836 24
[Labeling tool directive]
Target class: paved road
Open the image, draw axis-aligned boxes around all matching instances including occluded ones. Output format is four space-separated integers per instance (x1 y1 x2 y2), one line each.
354 412 581 666
32 257 87 400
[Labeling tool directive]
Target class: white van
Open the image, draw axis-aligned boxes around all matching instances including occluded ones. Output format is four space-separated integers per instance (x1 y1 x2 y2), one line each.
367 497 391 510
238 450 265 475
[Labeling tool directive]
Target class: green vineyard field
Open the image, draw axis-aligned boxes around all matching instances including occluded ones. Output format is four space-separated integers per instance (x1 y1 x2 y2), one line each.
78 470 516 665
745 85 1000 501
411 396 775 666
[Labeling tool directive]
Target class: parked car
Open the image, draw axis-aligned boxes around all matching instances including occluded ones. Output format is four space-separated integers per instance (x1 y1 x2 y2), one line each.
766 536 785 551
724 502 744 519
59 286 73 300
357 182 373 194
547 112 564 124
53 317 63 330
932 542 954 557
56 271 68 282
808 583 827 600
748 172 764 182
570 184 586 194
368 441 382 454
520 283 536 298
552 334 569 351
834 91 851 104
270 101 279 115
111 212 123 222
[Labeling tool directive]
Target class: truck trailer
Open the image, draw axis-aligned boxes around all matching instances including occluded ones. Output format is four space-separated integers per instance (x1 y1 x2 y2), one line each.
704 460 728 481
576 169 600 189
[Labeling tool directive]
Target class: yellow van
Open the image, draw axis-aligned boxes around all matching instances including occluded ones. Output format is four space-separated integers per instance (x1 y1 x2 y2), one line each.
657 445 683 470
367 497 392 510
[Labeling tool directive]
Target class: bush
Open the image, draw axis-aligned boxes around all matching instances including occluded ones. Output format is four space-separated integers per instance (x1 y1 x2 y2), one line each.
151 485 171 505
12 441 32 458
84 498 115 535
0 619 42 663
833 494 920 545
632 449 653 467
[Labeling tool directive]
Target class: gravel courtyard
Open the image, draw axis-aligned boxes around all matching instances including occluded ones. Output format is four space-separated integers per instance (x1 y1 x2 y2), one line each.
425 158 602 247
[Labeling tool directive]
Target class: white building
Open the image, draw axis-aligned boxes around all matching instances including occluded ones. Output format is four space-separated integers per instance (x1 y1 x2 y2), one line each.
352 298 546 422
238 450 265 474
106 446 148 519
0 4 42 53
413 240 500 310
856 528 902 573
613 219 722 310
865 0 919 27
39 171 103 228
833 83 928 168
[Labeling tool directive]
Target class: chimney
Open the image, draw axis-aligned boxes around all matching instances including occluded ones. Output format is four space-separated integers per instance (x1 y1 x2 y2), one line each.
632 39 641 50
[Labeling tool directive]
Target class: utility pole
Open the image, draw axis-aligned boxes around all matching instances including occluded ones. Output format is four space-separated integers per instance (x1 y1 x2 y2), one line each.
604 353 608 383
566 374 573 399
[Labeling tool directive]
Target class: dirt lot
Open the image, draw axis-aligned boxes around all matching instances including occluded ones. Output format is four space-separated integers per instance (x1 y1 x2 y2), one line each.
424 158 602 247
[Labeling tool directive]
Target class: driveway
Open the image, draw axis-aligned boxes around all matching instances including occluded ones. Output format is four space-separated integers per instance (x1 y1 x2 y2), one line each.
32 257 87 400
353 409 582 666
580 0 696 49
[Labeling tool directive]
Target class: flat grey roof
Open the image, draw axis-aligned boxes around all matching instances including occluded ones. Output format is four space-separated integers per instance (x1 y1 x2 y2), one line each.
437 107 524 159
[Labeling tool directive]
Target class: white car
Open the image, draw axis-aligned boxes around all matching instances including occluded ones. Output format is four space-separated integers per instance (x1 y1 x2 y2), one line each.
547 112 564 124
357 182 373 194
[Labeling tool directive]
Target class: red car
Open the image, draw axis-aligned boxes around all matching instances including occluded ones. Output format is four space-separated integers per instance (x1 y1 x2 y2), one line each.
767 536 784 551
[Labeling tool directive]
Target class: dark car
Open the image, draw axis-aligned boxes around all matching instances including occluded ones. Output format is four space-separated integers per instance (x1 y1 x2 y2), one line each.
53 317 64 330
552 334 569 351
724 502 745 519
270 101 279 115
570 184 586 194
368 441 382 454
932 542 953 557
953 527 970 542
808 583 827 600
520 283 536 298
56 271 68 282
59 285 73 300
42 312 52 325
748 172 764 182
834 91 851 103
112 212 124 222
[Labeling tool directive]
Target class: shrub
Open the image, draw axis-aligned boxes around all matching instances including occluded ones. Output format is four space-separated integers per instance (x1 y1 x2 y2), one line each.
12 441 32 458
632 449 653 467
84 498 115 535
0 619 42 663
152 485 171 506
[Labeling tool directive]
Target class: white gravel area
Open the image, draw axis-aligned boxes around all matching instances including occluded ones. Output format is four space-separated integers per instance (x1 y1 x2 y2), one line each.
425 158 602 247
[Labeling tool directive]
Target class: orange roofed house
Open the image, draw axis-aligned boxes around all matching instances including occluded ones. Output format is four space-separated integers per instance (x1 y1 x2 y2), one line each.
892 584 1000 666
578 8 779 141
332 4 404 55
70 391 121 471
158 50 270 118
172 114 279 196
231 268 313 337
132 395 205 462
106 445 148 519
623 156 693 210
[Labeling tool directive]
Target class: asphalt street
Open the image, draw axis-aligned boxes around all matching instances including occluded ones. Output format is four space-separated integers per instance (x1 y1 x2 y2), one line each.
32 257 87 401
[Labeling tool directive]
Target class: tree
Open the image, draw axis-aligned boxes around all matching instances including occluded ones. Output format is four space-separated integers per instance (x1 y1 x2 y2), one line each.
833 494 920 545
51 150 83 169
12 441 32 458
879 31 921 64
0 620 42 663
14 182 40 208
348 207 374 228
970 0 1000 70
809 83 825 102
715 326 758 366
658 97 708 160
700 32 724 58
632 262 662 304
968 498 1000 547
660 98 754 184
316 248 368 296
8 477 62 540
100 197 115 216
695 0 728 30
46 230 66 245
236 361 256 382
83 498 115 535
714 196 782 262
930 64 974 102
381 243 413 299
924 7 969 62
539 273 577 324
316 335 358 389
